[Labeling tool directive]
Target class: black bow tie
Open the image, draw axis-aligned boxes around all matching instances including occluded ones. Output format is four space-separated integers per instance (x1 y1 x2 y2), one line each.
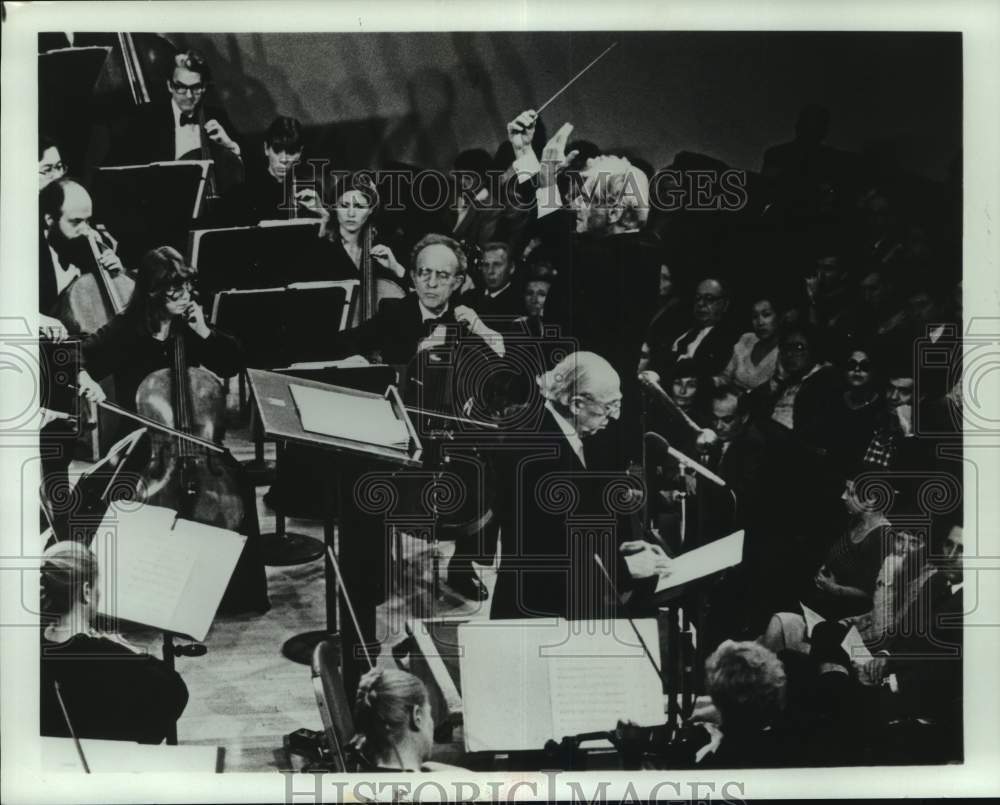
179 112 198 126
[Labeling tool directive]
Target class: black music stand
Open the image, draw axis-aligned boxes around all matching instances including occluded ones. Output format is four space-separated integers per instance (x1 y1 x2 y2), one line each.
188 220 323 298
38 46 110 175
247 369 422 665
93 161 210 268
210 283 356 369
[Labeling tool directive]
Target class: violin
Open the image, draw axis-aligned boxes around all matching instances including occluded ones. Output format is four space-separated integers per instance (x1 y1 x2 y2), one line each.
56 225 135 335
133 313 246 530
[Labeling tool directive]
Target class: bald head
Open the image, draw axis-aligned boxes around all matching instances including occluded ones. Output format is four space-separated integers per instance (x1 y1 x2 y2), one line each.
538 351 622 438
40 178 93 244
693 278 729 326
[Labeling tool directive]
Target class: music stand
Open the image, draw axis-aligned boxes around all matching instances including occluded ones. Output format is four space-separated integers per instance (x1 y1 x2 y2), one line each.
247 369 421 664
210 283 356 368
93 161 210 266
38 46 110 175
188 220 323 298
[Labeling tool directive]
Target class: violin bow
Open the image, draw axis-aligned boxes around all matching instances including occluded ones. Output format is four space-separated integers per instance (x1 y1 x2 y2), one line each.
327 546 375 671
68 388 225 454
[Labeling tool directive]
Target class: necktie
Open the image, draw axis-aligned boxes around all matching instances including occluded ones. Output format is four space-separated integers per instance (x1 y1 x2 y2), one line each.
179 112 198 127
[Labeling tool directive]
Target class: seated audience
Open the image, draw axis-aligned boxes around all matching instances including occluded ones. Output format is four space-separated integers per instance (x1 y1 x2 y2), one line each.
722 293 781 390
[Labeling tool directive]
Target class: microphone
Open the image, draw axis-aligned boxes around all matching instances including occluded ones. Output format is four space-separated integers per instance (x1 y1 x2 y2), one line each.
645 431 727 489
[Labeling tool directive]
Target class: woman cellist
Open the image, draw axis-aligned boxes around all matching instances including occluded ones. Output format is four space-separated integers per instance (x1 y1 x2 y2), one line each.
80 246 268 614
80 246 242 411
298 173 408 295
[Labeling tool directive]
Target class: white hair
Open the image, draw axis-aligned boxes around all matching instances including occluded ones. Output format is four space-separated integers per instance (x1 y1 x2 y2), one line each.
579 155 650 227
537 351 617 403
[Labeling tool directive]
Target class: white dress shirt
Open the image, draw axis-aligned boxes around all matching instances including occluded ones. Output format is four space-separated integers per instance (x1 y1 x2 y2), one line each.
172 99 202 160
672 325 714 359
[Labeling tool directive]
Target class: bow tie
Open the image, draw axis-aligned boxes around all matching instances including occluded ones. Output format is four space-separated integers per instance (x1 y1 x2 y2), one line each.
179 112 198 126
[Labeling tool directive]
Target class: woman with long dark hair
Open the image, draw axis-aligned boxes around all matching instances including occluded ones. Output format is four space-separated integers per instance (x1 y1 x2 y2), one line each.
81 245 243 411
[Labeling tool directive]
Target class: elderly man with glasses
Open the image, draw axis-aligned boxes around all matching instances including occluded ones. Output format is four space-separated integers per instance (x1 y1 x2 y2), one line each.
491 351 672 621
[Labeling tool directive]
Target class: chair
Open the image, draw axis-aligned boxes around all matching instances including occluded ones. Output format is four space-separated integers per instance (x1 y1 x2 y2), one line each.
310 640 357 772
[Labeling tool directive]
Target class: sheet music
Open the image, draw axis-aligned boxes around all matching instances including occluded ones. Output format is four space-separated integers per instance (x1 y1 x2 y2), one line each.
458 624 552 752
650 529 745 592
546 622 663 738
459 619 663 752
171 519 247 641
94 506 245 641
94 507 187 630
289 383 409 448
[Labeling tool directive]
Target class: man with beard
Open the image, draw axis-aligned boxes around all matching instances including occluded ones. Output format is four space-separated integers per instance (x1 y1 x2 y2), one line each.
39 178 126 318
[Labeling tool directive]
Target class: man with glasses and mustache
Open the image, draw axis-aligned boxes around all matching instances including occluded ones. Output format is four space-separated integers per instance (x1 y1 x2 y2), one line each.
109 50 242 170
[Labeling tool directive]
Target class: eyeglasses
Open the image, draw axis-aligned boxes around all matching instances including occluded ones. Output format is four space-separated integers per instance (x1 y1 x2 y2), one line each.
169 80 206 96
164 280 194 299
780 342 809 353
846 359 871 371
582 395 622 418
694 294 724 304
39 161 66 177
414 268 459 283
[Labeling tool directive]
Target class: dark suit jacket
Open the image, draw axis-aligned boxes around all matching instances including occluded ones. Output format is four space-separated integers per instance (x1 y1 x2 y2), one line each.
655 321 740 378
39 233 93 316
460 283 523 318
41 634 188 744
108 99 241 167
329 293 452 366
490 408 637 621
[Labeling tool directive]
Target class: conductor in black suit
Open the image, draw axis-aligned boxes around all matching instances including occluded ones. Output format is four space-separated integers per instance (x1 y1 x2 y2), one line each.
108 50 242 169
491 351 671 621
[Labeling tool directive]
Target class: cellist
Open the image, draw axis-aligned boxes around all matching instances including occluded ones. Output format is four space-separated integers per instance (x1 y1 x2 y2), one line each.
78 246 267 615
80 246 242 414
107 50 242 180
39 178 127 320
296 172 407 285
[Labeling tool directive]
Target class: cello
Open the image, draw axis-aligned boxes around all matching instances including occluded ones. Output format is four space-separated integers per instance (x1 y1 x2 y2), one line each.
134 320 246 529
352 220 407 330
56 226 135 335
